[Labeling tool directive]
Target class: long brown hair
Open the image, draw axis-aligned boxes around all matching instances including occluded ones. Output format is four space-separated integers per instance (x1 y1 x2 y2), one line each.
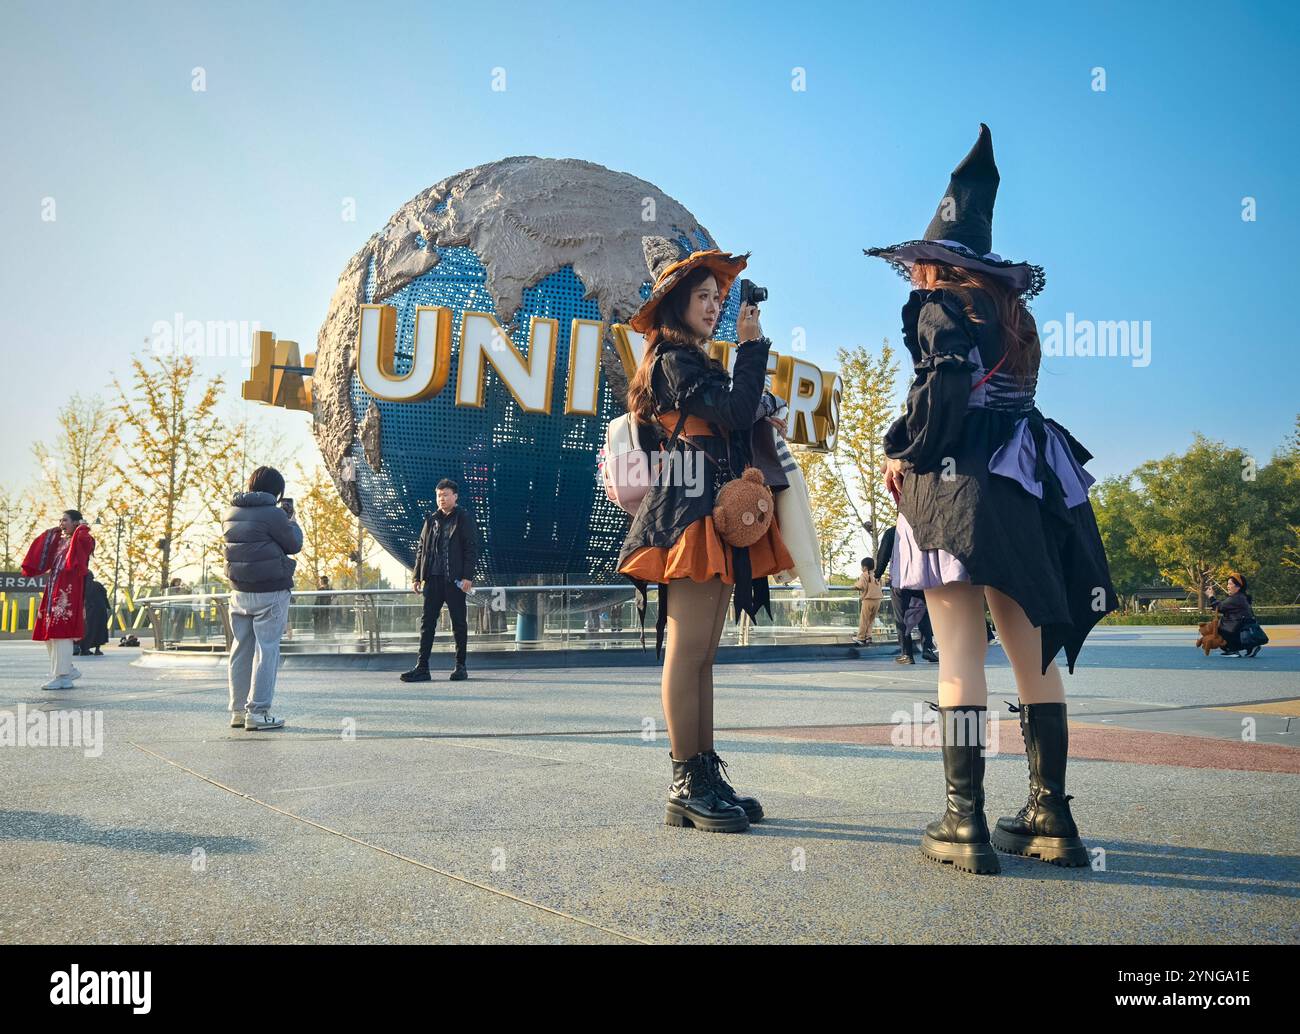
911 261 1040 384
626 265 719 421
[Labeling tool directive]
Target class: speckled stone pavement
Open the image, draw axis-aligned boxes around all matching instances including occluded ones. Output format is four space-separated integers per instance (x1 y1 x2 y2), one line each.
1 627 1297 944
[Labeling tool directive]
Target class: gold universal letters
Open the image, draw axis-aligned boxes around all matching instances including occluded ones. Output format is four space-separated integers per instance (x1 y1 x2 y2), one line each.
246 307 840 452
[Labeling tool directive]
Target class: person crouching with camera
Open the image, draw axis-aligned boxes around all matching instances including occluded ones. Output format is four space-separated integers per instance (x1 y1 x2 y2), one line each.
616 236 795 834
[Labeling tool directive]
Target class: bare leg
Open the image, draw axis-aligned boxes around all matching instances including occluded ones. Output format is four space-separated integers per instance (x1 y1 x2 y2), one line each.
697 579 733 753
984 586 1065 703
923 583 989 707
663 577 725 758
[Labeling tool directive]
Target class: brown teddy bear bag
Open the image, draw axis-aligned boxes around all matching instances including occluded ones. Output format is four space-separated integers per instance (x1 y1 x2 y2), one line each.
713 466 774 548
676 425 775 549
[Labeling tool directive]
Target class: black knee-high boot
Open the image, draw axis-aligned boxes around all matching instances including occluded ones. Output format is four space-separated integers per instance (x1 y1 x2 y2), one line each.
920 705 1000 875
991 702 1090 867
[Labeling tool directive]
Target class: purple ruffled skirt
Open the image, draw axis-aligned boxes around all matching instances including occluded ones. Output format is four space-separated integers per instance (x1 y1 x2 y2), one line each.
893 417 1097 591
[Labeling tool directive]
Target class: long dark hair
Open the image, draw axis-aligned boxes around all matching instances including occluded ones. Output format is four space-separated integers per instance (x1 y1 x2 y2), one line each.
627 266 719 422
912 260 1041 384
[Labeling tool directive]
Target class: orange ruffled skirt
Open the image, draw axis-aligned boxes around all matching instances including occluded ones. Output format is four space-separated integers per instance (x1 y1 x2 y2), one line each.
618 411 796 585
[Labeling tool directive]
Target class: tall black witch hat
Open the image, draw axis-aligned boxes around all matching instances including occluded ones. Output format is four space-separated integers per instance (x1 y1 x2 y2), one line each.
865 123 1045 298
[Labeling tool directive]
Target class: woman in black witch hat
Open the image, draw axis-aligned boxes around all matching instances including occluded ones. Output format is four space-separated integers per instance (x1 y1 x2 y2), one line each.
617 236 795 834
865 124 1117 875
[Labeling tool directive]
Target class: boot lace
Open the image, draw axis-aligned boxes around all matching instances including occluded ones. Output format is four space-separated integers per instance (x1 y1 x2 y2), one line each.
708 751 737 793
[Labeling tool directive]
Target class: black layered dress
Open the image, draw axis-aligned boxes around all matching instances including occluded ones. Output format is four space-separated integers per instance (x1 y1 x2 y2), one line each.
883 287 1116 672
616 337 790 657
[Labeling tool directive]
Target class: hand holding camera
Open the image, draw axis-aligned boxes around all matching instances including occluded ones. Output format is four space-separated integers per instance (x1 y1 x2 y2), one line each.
737 278 767 344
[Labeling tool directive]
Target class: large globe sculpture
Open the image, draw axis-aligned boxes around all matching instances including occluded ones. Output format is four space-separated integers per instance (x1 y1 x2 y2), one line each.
311 157 741 584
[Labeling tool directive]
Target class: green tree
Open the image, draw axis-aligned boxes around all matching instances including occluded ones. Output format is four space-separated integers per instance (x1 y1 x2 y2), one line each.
1092 474 1161 610
1130 434 1256 609
1235 415 1300 604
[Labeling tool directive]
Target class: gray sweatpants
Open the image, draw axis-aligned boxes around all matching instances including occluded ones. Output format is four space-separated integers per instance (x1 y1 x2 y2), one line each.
228 590 291 716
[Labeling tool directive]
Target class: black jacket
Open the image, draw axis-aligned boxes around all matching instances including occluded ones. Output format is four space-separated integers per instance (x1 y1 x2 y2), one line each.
873 526 896 580
413 505 479 584
617 336 774 656
222 492 303 592
79 575 110 649
1209 591 1253 634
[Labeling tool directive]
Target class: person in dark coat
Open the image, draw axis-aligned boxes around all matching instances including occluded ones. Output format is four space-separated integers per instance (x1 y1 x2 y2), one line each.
616 236 795 835
221 465 303 731
76 572 110 655
401 478 478 683
1207 572 1261 657
866 124 1117 876
874 524 938 664
312 574 333 638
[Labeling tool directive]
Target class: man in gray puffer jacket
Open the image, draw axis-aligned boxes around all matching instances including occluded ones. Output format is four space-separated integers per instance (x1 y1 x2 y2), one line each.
222 466 303 731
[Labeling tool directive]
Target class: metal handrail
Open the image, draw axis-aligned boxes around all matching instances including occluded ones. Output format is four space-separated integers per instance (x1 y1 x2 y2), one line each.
135 584 863 605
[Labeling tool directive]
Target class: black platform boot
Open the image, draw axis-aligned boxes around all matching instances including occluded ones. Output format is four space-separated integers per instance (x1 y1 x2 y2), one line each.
991 702 1090 867
665 753 749 833
919 705 1000 875
704 750 763 823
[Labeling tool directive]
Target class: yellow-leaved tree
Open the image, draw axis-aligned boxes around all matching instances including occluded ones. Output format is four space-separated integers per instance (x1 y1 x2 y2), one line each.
197 412 293 583
293 463 367 588
793 447 856 579
831 338 901 558
112 356 225 591
0 486 41 567
31 394 117 522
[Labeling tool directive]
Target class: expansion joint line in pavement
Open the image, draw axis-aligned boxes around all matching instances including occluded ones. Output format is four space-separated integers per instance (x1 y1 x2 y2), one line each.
128 741 650 945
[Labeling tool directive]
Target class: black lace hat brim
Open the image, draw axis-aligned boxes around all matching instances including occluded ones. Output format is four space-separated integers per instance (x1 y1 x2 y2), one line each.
865 240 1045 299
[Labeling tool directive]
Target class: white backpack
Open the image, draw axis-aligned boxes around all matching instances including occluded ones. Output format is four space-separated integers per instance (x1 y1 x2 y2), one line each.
602 409 692 516
601 413 650 515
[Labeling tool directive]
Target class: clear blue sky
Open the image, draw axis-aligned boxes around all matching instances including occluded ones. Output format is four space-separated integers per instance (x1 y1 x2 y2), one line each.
2 0 1298 503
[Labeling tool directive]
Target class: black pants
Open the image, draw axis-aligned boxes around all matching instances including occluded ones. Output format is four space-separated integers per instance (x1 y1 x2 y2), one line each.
892 588 935 658
419 579 468 666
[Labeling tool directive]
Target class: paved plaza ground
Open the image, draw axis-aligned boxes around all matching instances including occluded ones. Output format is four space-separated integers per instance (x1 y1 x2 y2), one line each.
1 627 1297 944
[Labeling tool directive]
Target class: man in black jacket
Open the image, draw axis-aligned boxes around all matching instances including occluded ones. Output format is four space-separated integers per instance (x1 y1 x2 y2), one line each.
874 524 938 665
401 479 478 682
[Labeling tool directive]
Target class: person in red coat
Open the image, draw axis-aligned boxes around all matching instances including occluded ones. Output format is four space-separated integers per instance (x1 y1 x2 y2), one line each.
22 509 96 690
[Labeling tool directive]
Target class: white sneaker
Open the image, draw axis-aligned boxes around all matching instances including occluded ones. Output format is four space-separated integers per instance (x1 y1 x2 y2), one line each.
244 712 285 731
41 676 75 690
230 713 247 728
69 666 82 681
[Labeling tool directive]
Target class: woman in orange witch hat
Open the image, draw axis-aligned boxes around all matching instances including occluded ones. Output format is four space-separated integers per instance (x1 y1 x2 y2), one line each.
617 236 794 834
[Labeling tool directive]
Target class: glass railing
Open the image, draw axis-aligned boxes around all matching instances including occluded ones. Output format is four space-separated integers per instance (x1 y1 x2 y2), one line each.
133 585 900 654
